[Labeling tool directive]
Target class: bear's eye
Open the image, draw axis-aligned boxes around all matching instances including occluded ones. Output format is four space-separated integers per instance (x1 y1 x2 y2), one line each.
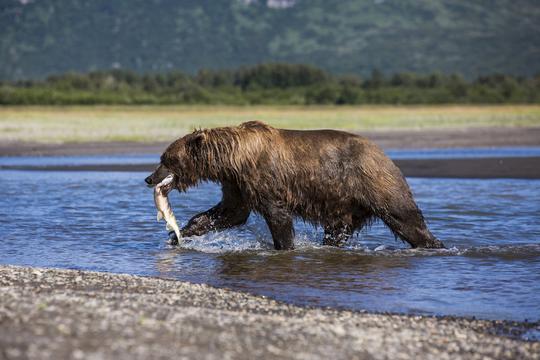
160 154 174 169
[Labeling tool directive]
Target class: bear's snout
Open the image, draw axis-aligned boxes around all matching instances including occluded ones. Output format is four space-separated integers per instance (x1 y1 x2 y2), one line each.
145 164 173 188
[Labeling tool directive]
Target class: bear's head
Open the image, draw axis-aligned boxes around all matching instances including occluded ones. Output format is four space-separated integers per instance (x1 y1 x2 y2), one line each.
144 131 207 192
145 121 273 191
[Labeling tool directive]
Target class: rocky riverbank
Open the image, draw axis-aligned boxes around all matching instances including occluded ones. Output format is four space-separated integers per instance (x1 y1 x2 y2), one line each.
0 265 538 359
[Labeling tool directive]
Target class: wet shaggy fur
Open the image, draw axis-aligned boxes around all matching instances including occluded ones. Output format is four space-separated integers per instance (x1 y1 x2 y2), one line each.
145 121 444 250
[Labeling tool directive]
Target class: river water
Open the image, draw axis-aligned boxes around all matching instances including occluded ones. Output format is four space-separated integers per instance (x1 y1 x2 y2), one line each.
0 150 539 321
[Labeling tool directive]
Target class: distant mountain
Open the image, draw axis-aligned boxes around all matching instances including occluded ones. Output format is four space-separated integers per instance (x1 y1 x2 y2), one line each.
1 0 539 80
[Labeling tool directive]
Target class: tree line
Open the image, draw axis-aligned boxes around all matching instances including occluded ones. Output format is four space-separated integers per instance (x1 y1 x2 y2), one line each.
1 63 539 105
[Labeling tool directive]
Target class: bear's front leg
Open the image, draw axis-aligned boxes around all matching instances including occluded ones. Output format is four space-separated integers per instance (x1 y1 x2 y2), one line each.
169 181 250 244
180 201 250 239
323 223 353 247
262 207 295 250
179 206 219 238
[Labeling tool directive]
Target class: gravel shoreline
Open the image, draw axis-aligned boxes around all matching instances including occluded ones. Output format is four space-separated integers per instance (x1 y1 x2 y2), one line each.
2 127 540 179
0 265 538 360
1 127 539 157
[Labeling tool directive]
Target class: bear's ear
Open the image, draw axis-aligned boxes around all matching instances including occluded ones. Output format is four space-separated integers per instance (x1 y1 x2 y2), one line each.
186 130 207 150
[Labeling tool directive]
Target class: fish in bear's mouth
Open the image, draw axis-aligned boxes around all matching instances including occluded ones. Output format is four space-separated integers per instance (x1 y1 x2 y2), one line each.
155 175 174 192
153 174 181 242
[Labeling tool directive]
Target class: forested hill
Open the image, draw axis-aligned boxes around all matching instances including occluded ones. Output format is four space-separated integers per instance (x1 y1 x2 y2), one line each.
1 0 540 80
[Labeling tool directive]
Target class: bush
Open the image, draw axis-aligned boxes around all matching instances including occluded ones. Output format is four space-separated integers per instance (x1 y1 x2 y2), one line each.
1 64 539 105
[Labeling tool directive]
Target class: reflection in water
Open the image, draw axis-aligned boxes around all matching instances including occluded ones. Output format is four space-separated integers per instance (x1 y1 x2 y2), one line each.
216 250 413 288
0 169 539 321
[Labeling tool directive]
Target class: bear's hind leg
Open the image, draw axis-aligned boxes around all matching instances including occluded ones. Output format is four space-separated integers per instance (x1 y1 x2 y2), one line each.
323 209 373 247
379 204 444 249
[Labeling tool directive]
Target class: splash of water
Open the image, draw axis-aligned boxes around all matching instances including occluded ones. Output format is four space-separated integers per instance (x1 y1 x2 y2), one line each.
173 223 540 260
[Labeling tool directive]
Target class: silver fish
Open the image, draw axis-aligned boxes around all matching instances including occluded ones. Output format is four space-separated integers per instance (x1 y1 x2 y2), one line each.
154 174 181 241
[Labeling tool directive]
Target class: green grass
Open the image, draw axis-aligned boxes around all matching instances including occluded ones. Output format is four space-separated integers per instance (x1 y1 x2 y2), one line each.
1 105 539 143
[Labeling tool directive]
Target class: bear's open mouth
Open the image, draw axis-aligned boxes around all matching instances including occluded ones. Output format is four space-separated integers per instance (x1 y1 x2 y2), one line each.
156 174 175 194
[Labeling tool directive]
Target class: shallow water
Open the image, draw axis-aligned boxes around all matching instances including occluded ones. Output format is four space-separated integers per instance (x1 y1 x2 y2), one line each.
385 146 540 159
0 158 539 321
1 146 540 167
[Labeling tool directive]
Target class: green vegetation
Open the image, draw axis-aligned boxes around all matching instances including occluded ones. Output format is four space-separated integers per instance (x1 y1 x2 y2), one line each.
1 64 539 105
1 105 539 143
1 0 539 80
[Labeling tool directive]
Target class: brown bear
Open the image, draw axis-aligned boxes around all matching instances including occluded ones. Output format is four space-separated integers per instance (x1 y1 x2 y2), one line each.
145 121 444 250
